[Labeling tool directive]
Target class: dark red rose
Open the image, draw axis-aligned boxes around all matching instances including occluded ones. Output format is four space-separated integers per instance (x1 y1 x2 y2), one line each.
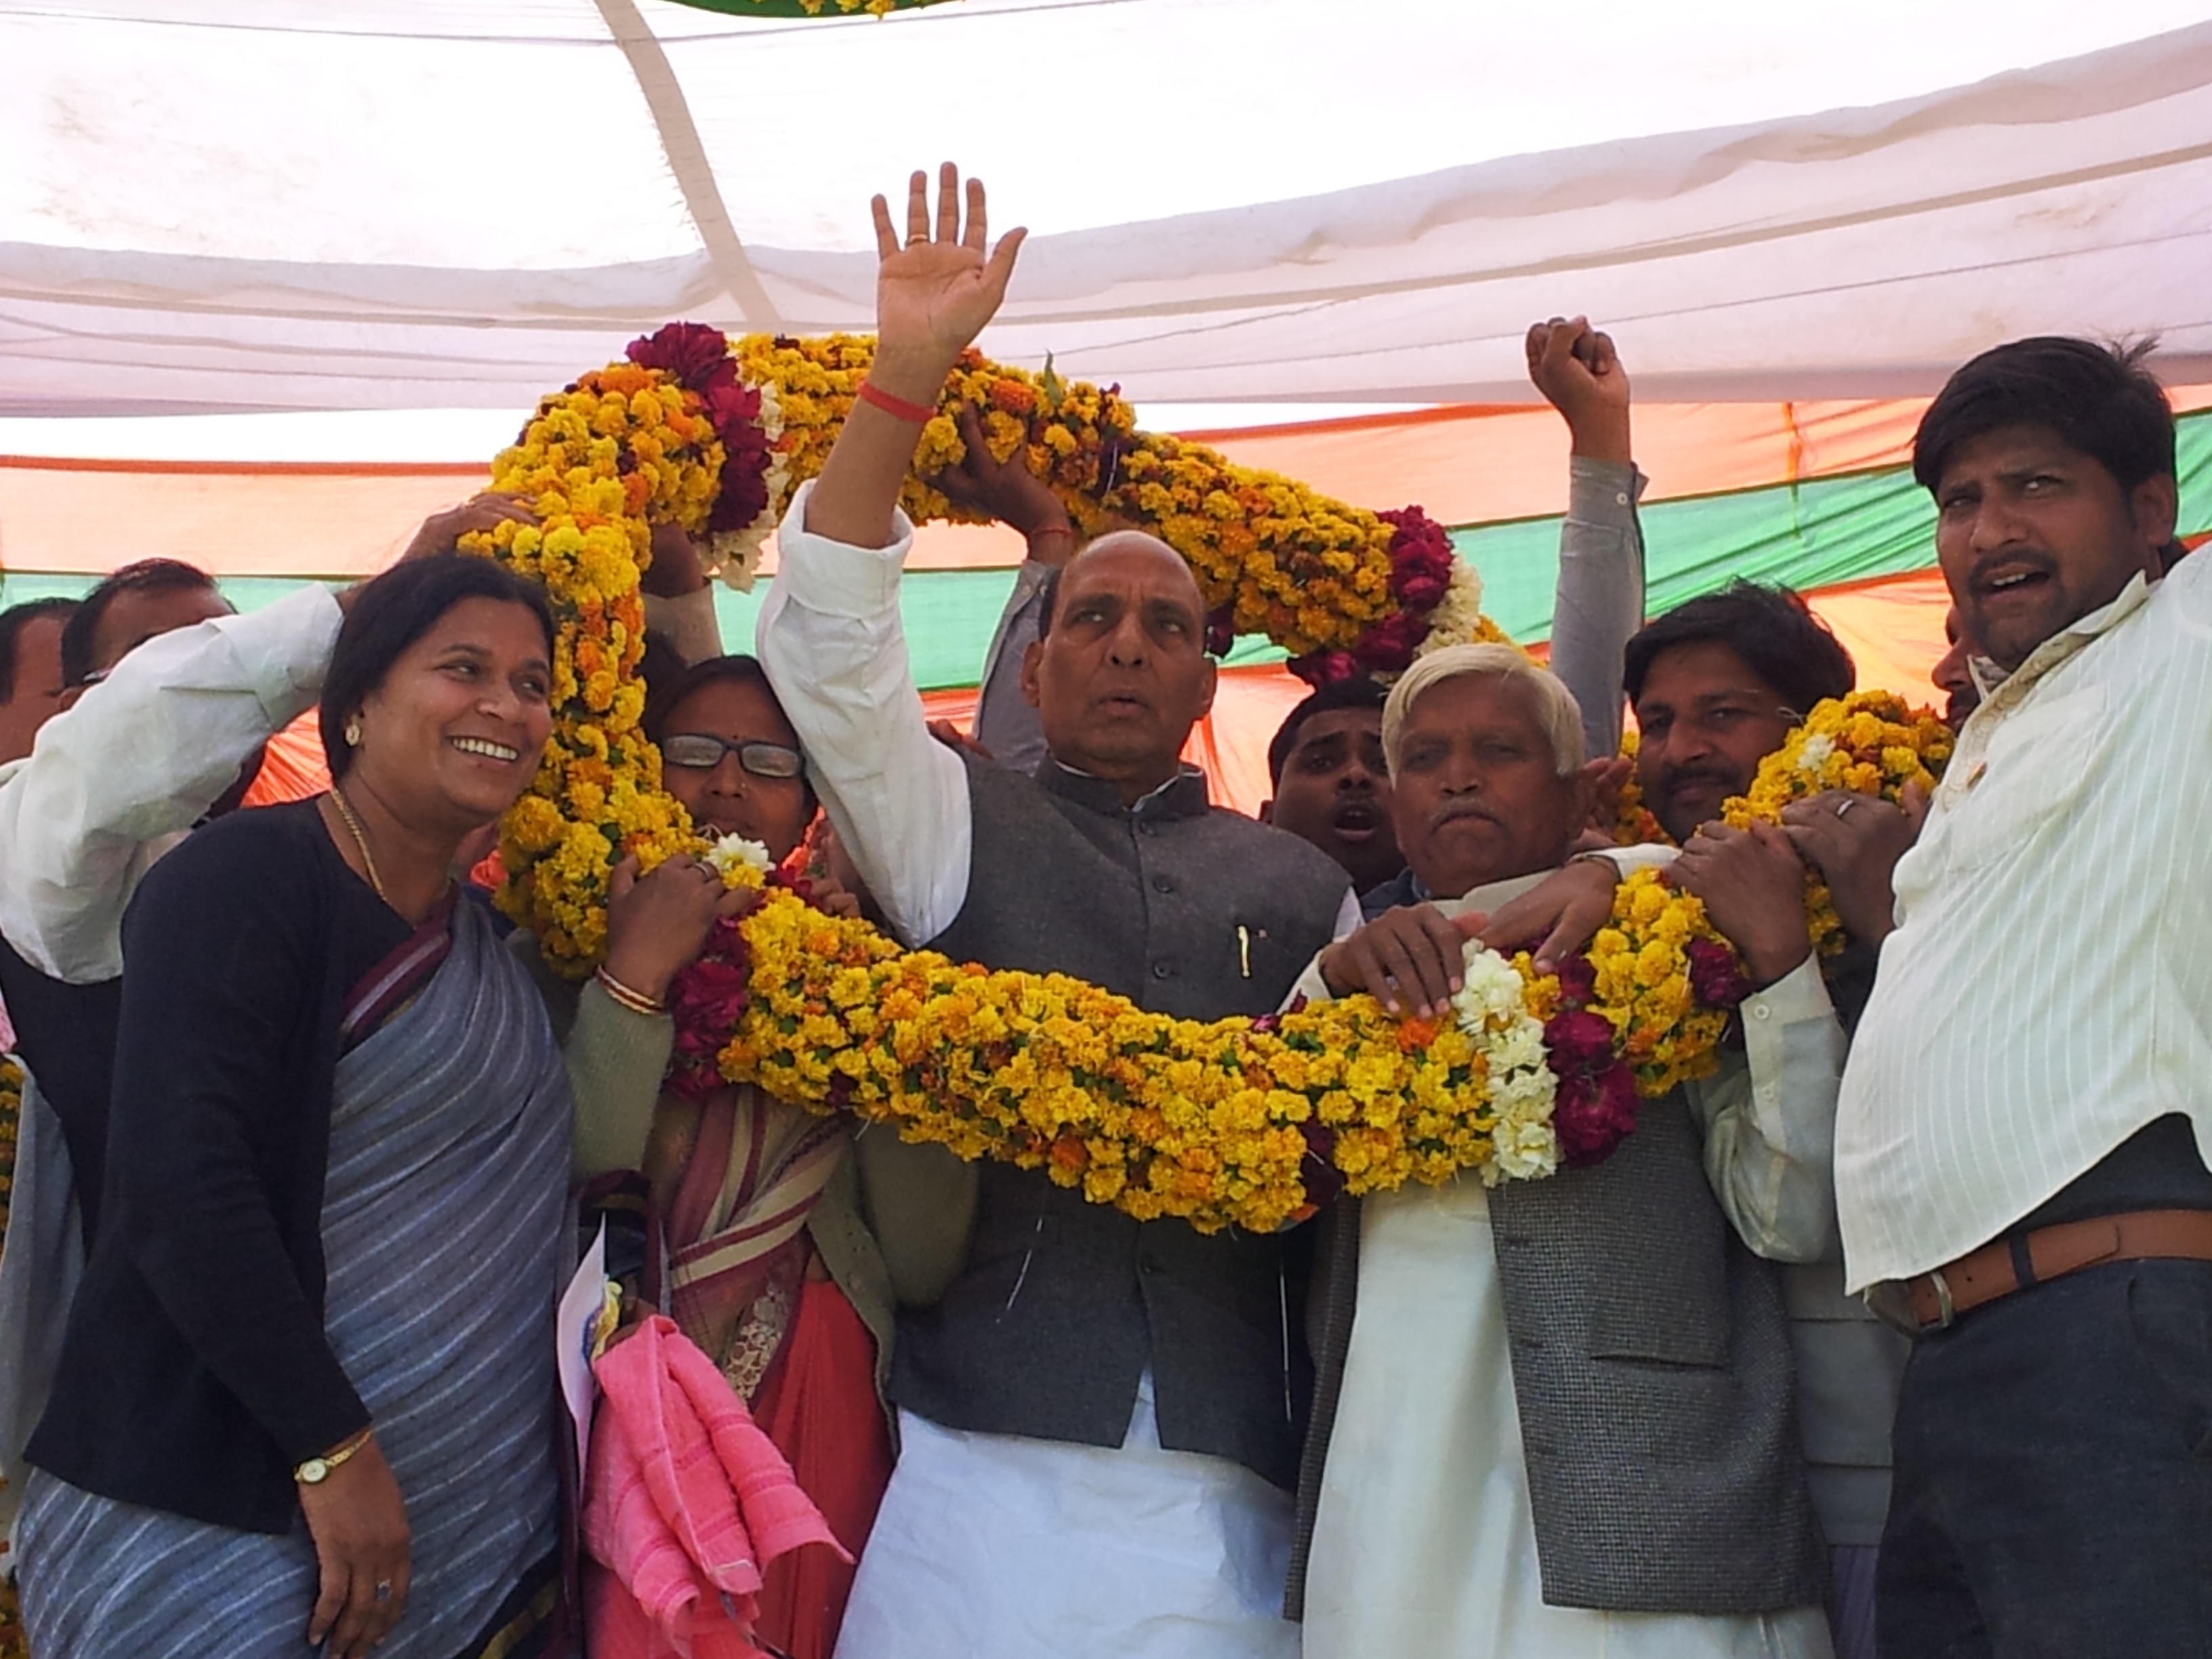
1685 937 1751 1010
699 373 758 431
670 953 750 1064
626 321 731 388
1298 1118 1344 1210
1351 609 1425 674
1551 952 1598 1004
706 422 773 534
1381 506 1457 613
707 464 770 535
1395 569 1451 611
1554 1061 1640 1166
1290 649 1363 687
1543 1008 1616 1073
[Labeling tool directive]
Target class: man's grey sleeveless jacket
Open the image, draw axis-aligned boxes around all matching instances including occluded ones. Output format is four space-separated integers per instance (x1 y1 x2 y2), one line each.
890 755 1349 1490
1289 1094 1827 1615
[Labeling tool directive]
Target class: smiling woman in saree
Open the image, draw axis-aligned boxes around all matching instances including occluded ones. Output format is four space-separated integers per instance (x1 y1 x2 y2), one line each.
16 554 573 1659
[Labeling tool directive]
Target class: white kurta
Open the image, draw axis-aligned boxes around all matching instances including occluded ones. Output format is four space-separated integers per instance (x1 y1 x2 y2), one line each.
1303 1177 1832 1659
834 1374 1299 1659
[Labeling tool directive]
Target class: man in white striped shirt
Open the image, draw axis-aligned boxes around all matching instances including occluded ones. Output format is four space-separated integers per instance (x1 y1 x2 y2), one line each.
1835 337 2204 1658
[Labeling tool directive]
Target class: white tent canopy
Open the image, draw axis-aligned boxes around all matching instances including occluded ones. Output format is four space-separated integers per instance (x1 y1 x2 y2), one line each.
5 0 2211 415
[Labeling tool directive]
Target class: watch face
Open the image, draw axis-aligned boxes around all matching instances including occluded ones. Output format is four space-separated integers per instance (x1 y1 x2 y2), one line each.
298 1458 329 1483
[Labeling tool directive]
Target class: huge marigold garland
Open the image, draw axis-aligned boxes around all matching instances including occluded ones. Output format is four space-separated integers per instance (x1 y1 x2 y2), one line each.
729 332 1509 677
469 324 1948 1235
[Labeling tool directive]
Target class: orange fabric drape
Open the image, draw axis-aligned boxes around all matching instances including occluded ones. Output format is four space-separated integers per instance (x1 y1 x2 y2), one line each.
16 388 2205 582
241 710 331 806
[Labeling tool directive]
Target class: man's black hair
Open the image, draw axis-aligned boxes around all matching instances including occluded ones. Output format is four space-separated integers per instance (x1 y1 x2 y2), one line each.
0 597 80 703
1913 335 2175 497
58 558 220 689
319 553 554 779
1267 675 1389 785
1624 581 1856 718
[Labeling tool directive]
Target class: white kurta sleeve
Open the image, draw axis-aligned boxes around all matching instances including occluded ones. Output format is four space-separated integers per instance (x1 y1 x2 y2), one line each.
755 480 972 947
0 583 342 983
1283 890 1364 1010
1586 842 1677 876
1689 956 1846 1264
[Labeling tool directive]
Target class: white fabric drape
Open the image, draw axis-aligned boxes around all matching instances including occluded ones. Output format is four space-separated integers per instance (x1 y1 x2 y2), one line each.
3 1 2209 413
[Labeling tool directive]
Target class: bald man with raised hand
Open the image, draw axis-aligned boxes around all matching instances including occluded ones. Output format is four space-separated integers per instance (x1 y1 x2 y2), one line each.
755 165 1366 1659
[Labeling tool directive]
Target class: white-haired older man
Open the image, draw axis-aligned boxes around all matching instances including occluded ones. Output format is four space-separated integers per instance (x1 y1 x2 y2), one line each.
1284 644 1841 1659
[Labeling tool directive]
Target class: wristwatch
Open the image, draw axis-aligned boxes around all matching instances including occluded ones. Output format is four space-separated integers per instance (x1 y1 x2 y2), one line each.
295 1426 373 1485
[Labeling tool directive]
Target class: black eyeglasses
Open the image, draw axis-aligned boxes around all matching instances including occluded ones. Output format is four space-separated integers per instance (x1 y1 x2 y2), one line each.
660 733 805 779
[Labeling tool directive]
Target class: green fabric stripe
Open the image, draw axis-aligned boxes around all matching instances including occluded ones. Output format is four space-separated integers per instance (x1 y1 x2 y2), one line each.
8 409 2204 684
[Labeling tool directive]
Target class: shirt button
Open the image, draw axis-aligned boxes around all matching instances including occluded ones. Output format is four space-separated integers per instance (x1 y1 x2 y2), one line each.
1152 875 1174 894
1139 1256 1164 1276
1138 821 1158 838
1151 961 1173 980
1751 1004 1771 1021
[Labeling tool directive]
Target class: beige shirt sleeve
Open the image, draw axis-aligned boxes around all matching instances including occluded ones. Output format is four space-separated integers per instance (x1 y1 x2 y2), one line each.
1687 957 1845 1264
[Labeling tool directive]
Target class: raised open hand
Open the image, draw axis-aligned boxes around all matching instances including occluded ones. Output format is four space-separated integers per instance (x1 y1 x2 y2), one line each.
868 163 1027 401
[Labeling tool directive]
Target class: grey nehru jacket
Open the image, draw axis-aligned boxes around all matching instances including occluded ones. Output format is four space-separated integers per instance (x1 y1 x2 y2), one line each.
1288 873 1826 1617
1291 1103 1826 1616
891 753 1351 1490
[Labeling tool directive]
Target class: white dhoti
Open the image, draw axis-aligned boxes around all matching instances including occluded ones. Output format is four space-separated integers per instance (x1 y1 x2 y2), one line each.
834 1372 1298 1659
1303 1179 1833 1659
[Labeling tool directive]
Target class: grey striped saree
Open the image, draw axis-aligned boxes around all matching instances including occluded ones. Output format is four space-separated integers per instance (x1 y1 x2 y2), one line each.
20 896 571 1658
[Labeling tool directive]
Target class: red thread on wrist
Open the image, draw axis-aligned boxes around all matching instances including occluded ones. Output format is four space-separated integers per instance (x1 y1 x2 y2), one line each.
857 380 936 424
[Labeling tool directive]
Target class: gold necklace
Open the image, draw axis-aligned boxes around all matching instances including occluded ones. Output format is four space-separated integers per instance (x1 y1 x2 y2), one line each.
327 785 388 903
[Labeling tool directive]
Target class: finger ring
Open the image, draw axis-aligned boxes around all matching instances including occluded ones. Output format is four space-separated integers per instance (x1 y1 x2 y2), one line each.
374 1581 393 1603
1382 975 1400 990
1835 798 1856 819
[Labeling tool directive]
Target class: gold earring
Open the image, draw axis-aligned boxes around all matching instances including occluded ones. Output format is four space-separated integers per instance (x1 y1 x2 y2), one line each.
344 717 363 747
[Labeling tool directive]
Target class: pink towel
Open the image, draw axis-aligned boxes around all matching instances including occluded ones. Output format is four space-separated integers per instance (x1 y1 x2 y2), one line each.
584 1315 850 1659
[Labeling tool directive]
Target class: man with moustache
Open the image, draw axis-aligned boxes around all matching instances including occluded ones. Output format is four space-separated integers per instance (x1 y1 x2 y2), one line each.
1837 337 2211 1657
1285 644 1831 1658
756 165 1372 1659
1569 559 1913 1659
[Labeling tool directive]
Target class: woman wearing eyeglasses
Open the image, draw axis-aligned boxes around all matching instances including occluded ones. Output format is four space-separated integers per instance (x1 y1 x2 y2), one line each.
517 652 904 1659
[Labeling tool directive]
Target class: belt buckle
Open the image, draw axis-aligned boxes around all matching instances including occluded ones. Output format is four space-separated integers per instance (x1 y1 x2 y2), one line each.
1864 1270 1955 1338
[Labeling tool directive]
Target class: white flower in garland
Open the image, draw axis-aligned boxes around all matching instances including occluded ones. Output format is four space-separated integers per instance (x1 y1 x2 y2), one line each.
703 833 774 882
1410 562 1489 661
1795 732 1836 773
1451 941 1561 1185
